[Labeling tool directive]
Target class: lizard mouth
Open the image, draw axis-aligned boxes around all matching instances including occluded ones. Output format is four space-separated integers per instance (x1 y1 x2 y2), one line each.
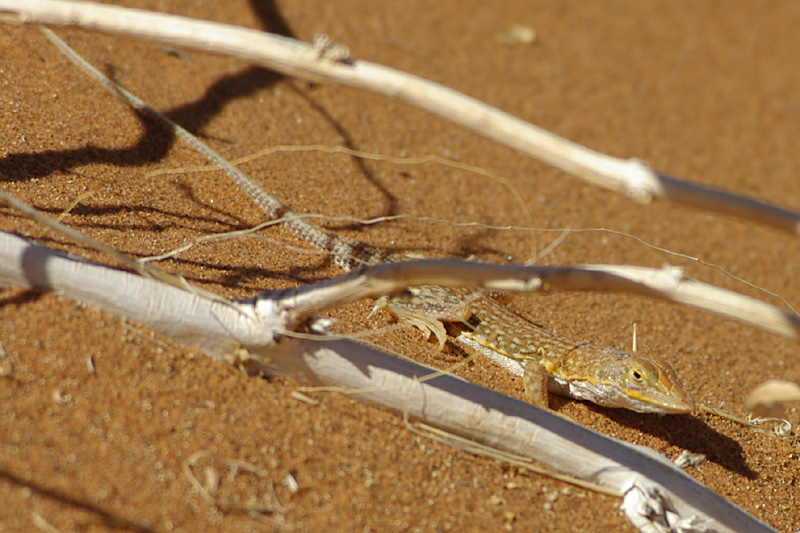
561 379 695 414
626 381 695 414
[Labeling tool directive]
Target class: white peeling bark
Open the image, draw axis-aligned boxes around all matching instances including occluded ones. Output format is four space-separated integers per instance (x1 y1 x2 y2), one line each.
0 230 775 532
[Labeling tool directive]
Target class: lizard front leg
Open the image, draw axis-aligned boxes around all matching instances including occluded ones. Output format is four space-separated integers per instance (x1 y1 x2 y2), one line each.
521 359 552 410
373 286 475 350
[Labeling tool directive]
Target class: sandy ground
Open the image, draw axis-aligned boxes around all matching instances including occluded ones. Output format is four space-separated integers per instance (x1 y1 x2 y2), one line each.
2 1 800 531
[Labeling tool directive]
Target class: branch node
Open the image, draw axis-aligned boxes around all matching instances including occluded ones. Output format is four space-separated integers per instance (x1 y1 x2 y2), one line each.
312 33 352 64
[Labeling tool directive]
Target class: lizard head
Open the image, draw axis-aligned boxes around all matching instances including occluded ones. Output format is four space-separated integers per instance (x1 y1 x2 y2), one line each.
548 348 695 414
612 354 695 414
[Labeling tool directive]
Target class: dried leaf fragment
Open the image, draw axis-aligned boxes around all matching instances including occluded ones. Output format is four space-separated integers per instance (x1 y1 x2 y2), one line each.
495 24 537 46
745 379 800 418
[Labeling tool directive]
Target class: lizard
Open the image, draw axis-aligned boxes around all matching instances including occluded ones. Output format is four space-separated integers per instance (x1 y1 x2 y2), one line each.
380 285 695 414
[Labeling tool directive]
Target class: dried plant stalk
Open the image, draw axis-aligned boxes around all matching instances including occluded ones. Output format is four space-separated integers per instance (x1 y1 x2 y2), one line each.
2 0 799 235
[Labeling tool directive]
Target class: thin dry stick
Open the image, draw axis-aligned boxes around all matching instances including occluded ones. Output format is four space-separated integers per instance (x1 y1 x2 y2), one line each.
145 143 539 261
3 0 800 235
142 205 799 319
407 420 621 497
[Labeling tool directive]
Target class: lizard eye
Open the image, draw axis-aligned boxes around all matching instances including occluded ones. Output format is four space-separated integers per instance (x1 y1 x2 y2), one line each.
629 367 646 383
627 359 658 385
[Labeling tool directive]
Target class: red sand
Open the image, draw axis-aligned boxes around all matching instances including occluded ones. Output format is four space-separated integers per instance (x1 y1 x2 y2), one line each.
2 1 800 531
